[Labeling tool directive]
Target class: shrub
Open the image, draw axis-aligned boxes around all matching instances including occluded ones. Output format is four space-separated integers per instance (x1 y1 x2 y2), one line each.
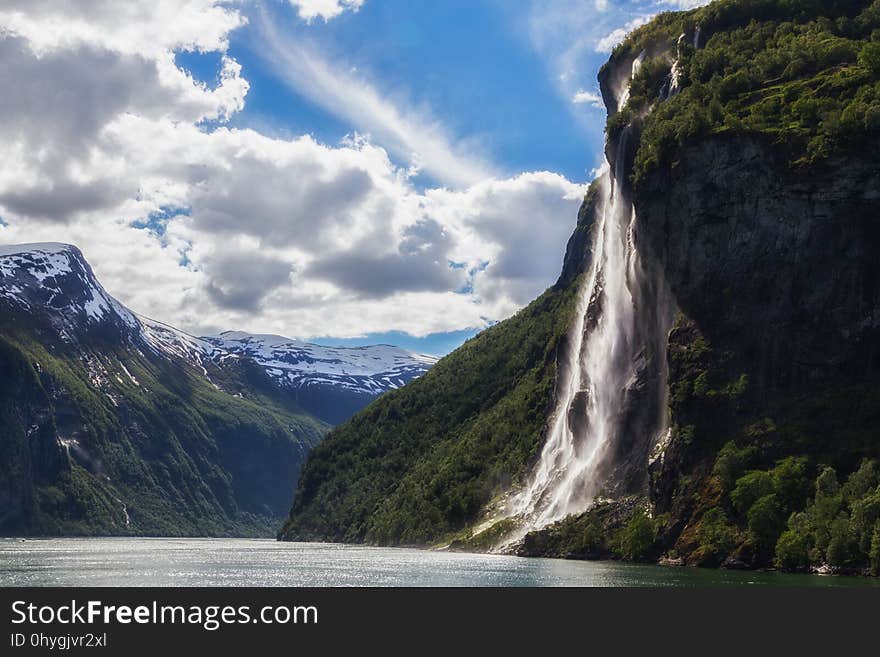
849 487 880 554
713 441 757 491
747 494 784 552
826 513 859 569
775 528 812 572
628 57 674 110
859 41 880 73
696 507 737 560
731 470 775 514
841 459 879 502
618 511 657 561
869 521 880 575
770 456 810 511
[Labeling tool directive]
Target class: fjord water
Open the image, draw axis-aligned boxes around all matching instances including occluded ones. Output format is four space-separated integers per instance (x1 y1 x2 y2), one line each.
1 538 877 587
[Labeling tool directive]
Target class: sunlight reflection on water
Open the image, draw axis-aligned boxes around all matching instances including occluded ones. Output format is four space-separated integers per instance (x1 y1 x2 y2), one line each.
1 538 877 587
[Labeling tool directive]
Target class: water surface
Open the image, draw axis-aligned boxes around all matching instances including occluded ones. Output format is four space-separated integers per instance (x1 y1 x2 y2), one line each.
1 538 876 587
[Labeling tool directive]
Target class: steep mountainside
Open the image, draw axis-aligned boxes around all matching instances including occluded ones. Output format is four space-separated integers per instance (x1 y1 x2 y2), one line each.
282 0 880 574
0 243 327 536
281 282 581 544
280 187 594 544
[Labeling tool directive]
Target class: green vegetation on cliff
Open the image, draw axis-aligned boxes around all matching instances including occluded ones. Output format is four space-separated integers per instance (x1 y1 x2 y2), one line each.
647 306 880 572
0 324 326 537
698 454 880 574
519 457 879 575
518 498 664 562
606 0 880 182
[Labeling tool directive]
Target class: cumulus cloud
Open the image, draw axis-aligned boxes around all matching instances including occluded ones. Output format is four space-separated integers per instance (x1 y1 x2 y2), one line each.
424 173 584 315
0 7 248 224
0 0 245 56
0 0 586 340
204 250 293 311
288 0 365 23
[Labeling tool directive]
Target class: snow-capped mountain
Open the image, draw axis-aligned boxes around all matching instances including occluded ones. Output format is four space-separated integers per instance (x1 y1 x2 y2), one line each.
138 321 437 423
204 332 437 396
0 242 329 536
0 243 436 423
0 243 139 338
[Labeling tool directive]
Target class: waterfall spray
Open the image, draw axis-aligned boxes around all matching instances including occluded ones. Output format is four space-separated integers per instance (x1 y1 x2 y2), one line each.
499 49 677 541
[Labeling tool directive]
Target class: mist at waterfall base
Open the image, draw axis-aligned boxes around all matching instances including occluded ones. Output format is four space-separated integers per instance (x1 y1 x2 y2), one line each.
499 48 680 541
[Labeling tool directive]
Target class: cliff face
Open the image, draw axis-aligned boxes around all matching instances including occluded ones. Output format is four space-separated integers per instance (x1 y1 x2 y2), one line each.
521 0 880 570
638 135 880 393
636 134 880 563
283 1 880 571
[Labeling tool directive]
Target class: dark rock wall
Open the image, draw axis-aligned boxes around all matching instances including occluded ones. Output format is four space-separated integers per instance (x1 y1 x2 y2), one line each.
635 133 880 537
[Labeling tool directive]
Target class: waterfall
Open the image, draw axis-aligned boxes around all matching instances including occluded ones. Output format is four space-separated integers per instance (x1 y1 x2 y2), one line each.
499 51 675 540
661 34 688 100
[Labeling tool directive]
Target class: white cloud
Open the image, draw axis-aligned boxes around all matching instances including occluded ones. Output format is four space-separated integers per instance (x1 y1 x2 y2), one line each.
0 10 249 223
0 0 245 56
571 89 604 108
657 0 710 9
424 172 585 316
594 15 652 53
287 0 365 23
0 0 586 341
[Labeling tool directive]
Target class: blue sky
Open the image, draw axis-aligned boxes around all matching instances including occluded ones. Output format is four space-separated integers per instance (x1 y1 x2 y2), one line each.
0 0 704 356
224 1 607 186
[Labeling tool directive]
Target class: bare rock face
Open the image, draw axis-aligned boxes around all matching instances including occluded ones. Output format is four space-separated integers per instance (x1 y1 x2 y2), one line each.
637 134 880 393
634 134 880 528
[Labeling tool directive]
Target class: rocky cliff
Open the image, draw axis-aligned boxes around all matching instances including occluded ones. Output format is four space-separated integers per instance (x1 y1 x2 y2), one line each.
282 0 880 574
520 0 880 573
639 133 880 568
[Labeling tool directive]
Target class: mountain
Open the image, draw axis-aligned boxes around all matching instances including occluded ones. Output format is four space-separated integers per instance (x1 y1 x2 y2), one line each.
281 0 880 575
0 243 435 536
0 243 142 339
0 244 334 535
281 285 580 544
141 324 436 424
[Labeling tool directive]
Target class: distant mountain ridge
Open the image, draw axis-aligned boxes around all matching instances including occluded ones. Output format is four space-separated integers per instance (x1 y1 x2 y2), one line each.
0 243 436 424
141 321 436 423
0 242 433 536
204 332 437 397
